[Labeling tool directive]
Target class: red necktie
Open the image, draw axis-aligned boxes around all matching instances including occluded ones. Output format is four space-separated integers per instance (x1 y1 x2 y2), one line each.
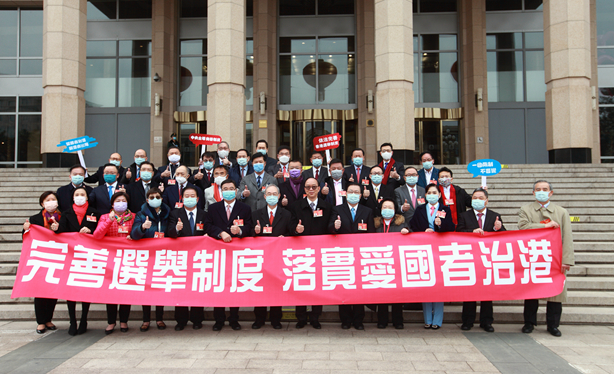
178 185 182 201
269 211 274 225
356 167 361 180
207 172 211 180
430 206 435 216
315 169 319 180
477 213 483 229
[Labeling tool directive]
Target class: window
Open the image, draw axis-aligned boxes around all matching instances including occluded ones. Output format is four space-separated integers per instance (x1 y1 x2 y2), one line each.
180 0 206 18
597 0 614 66
486 0 542 11
413 0 457 13
85 40 151 108
87 0 152 20
279 0 354 16
0 96 42 167
413 34 459 103
279 36 356 105
178 39 207 107
600 88 614 162
0 8 42 76
487 32 545 102
246 39 254 106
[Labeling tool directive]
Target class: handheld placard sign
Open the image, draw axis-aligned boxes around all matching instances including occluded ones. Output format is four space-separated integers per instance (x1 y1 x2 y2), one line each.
467 159 502 189
313 133 341 177
57 136 98 177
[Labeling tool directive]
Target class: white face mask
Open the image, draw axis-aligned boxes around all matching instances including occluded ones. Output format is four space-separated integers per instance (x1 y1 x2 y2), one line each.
218 150 229 159
381 151 392 161
74 196 87 206
175 176 187 185
215 176 226 186
168 154 181 163
279 155 290 164
43 200 58 212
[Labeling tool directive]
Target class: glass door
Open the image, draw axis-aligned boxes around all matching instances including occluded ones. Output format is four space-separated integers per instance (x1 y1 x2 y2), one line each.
177 122 206 167
414 120 460 165
290 120 340 165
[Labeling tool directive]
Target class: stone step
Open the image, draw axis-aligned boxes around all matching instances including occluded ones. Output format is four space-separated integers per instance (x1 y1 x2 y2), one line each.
567 277 614 291
568 264 614 276
575 253 614 264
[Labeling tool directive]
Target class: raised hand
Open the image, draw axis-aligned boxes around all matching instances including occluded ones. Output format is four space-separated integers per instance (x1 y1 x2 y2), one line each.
243 185 251 198
363 188 370 199
274 169 284 179
194 169 204 180
161 165 171 178
230 224 241 235
159 183 165 193
125 169 132 180
402 199 410 212
334 215 341 230
296 219 304 234
321 182 329 195
23 218 30 231
348 174 355 182
494 216 502 231
222 157 231 166
255 220 261 234
142 216 152 230
434 217 441 226
390 167 399 180
49 217 59 232
282 194 288 206
176 217 183 232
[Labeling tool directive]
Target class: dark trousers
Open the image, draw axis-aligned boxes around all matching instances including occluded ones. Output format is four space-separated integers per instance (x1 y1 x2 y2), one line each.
34 297 57 325
377 304 403 326
339 304 365 325
67 301 90 325
254 307 282 324
106 304 131 324
142 305 164 322
462 301 493 326
175 307 204 326
295 305 323 323
214 307 239 324
524 299 562 328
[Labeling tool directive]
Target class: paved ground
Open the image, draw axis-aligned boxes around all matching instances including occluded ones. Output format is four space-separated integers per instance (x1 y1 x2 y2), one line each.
0 320 613 374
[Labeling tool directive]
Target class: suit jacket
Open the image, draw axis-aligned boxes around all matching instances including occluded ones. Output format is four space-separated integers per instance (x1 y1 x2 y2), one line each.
417 167 440 189
278 179 307 210
322 176 348 206
215 156 236 167
378 158 405 189
251 206 292 236
167 207 208 237
203 184 240 211
409 203 455 233
329 204 376 234
229 162 254 185
120 162 159 185
456 208 506 233
238 172 278 211
89 182 125 215
394 184 426 223
154 163 192 186
125 180 154 213
162 182 205 211
84 165 125 186
194 168 216 191
263 155 278 175
24 210 49 237
360 182 395 217
205 200 253 239
290 198 333 236
58 205 100 233
268 162 291 184
56 183 93 213
343 164 371 184
302 166 328 185
440 184 472 219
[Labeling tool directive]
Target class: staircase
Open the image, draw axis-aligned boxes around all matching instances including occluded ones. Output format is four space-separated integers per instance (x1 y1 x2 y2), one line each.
1 165 613 325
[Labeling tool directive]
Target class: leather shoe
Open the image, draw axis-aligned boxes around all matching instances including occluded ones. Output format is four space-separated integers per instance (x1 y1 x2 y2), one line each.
120 327 129 333
377 323 387 329
104 328 114 335
252 321 264 329
310 320 321 329
230 322 241 331
521 324 534 333
46 324 57 331
272 322 283 330
295 321 307 329
460 323 472 331
354 323 365 330
77 322 88 335
547 327 562 337
212 322 224 331
175 324 185 331
481 324 495 333
68 323 77 336
394 323 404 330
36 328 46 334
193 323 202 330
341 323 351 330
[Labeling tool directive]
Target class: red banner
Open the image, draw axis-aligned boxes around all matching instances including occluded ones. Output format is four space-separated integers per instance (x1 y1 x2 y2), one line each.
189 134 222 146
12 225 565 307
313 133 341 151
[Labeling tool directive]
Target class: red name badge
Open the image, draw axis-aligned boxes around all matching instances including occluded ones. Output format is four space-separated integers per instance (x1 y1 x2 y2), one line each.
378 197 383 203
339 190 347 197
445 198 454 205
233 219 244 227
436 211 447 219
283 172 290 179
168 179 176 185
196 223 204 231
118 225 129 234
358 223 367 231
313 209 323 217
540 218 551 225
261 186 266 192
263 226 273 234
154 232 164 238
417 198 426 204
362 179 370 185
86 216 97 222
303 194 307 198
430 179 438 184
175 202 184 209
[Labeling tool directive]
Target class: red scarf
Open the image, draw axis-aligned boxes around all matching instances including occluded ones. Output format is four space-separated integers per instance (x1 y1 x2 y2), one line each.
378 158 396 185
439 184 458 225
43 210 61 229
73 202 88 225
213 186 222 202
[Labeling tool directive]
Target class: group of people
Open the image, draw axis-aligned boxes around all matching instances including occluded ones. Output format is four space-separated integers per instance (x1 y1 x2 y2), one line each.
22 139 574 337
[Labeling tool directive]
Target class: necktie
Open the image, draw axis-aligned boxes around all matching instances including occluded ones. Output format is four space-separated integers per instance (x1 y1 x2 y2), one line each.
226 205 231 220
283 166 287 181
207 172 211 180
189 211 195 235
384 162 388 171
269 211 274 225
242 167 245 178
310 202 315 211
178 185 182 200
374 186 379 200
356 167 361 180
430 206 435 216
107 185 113 199
477 213 483 229
144 183 150 195
351 207 356 221
136 167 140 179
257 175 262 189
315 169 319 180
411 189 416 208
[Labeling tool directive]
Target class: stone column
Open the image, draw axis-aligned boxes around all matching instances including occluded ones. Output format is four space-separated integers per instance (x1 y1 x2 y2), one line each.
41 0 87 167
590 0 600 163
374 0 414 165
356 0 377 165
544 0 594 163
207 0 246 150
151 0 178 165
252 0 277 154
459 0 489 162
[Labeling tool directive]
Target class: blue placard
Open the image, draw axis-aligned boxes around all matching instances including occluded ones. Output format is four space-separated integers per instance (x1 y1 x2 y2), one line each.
57 136 98 153
467 159 502 177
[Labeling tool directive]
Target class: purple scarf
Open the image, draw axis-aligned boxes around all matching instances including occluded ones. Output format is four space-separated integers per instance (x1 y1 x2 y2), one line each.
290 177 303 198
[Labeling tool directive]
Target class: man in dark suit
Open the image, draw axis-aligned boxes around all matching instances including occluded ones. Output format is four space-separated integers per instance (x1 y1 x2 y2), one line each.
57 165 93 213
125 161 156 213
250 184 291 330
162 165 205 211
267 145 291 184
437 167 472 226
229 149 254 185
193 152 217 191
290 177 333 329
456 187 506 333
395 166 426 223
302 151 328 185
328 183 375 330
167 187 208 331
377 143 405 189
343 148 371 186
84 153 125 186
360 166 395 217
321 158 347 206
215 141 236 168
255 139 277 174
239 153 278 211
205 179 253 331
88 164 125 214
417 151 439 188
120 149 152 185
279 159 306 210
154 147 191 186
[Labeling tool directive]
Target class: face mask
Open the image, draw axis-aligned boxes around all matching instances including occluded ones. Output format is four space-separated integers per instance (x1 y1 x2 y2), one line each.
265 195 279 206
535 191 550 203
426 194 439 205
172 136 177 140
347 193 361 205
215 176 226 186
175 176 187 185
381 152 392 161
257 149 267 155
472 199 486 211
253 163 265 173
237 158 248 166
71 175 84 185
43 200 58 212
381 208 395 219
113 201 128 213
289 169 302 179
405 176 418 185
439 177 452 188
168 154 181 163
371 174 383 184
312 158 323 168
203 161 214 170
74 196 87 206
331 170 343 180
109 160 121 167
222 190 236 201
104 174 117 184
279 155 290 164
218 150 229 159
140 171 152 181
184 197 198 208
423 161 433 170
353 157 363 166
135 157 146 165
148 197 162 209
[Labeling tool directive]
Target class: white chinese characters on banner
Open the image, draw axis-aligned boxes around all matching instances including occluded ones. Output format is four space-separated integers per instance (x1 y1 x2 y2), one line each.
518 239 553 284
398 245 436 287
67 245 109 288
359 246 396 289
110 249 149 291
151 250 188 292
22 240 69 284
192 249 226 292
282 247 316 291
479 241 515 286
439 242 476 286
321 247 356 290
231 248 264 292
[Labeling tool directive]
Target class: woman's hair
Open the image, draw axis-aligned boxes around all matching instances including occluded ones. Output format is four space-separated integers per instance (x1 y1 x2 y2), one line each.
146 187 162 198
72 187 89 200
425 184 439 194
110 191 130 205
39 191 58 206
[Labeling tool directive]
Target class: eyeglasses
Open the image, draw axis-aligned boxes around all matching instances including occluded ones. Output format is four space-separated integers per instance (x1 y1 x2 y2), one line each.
305 186 319 190
148 195 161 200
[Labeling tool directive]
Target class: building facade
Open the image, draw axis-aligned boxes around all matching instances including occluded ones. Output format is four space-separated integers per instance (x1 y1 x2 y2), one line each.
0 0 608 168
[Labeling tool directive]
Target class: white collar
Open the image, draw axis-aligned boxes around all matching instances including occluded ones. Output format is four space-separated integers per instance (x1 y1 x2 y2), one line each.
184 206 197 216
225 200 236 210
474 208 487 217
348 203 358 211
307 198 318 207
106 181 118 188
267 205 277 217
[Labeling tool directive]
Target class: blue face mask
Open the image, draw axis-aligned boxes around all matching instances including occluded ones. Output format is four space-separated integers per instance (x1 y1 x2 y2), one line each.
237 158 248 166
135 157 146 165
371 174 383 184
471 199 486 211
140 171 152 181
347 193 361 204
426 194 439 205
109 160 121 167
265 195 279 206
148 197 162 209
202 161 214 170
71 175 84 185
312 158 323 168
257 149 267 155
422 161 433 170
353 157 363 166
381 208 395 219
405 176 418 185
184 197 198 208
222 190 236 201
104 174 117 184
253 163 265 173
535 190 550 203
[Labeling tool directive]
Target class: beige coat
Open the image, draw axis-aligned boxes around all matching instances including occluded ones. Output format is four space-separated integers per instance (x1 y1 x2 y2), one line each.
518 201 574 302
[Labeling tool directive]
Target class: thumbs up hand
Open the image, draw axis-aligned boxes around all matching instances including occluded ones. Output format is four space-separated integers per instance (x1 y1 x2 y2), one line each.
402 199 410 212
494 216 502 231
242 185 251 198
390 167 400 180
434 216 441 226
161 165 171 178
159 183 165 193
296 219 304 234
255 220 261 234
334 215 341 230
176 217 183 232
363 188 370 199
194 169 204 180
49 216 59 231
142 216 152 230
125 169 132 180
349 174 355 182
322 182 329 195
23 218 30 231
282 194 288 206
